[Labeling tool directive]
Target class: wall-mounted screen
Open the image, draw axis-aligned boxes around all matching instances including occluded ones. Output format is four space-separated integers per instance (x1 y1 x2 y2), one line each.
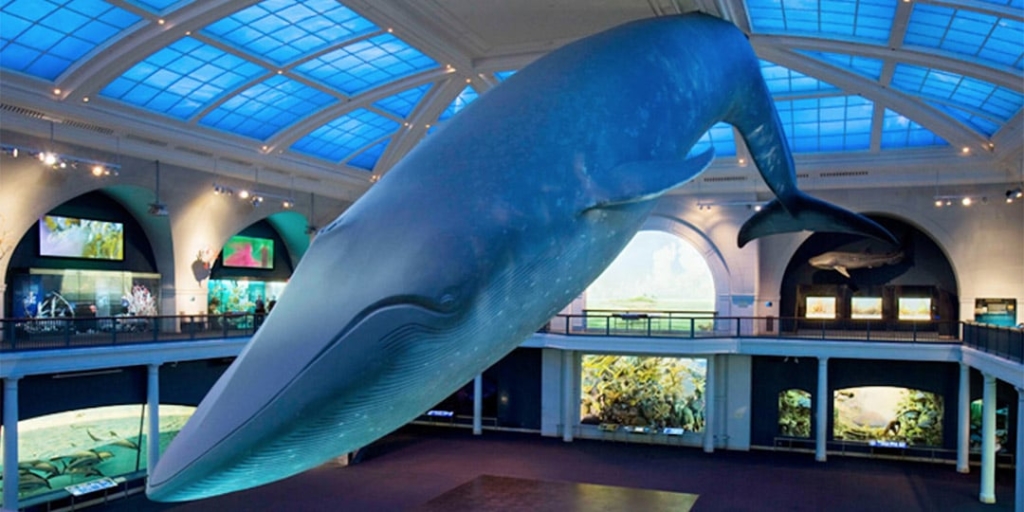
974 298 1017 327
898 297 931 321
39 215 124 260
805 297 836 319
833 386 943 447
580 355 706 432
851 297 883 319
222 235 274 269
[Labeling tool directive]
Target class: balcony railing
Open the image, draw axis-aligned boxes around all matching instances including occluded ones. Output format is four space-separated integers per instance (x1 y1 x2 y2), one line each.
962 322 1024 363
0 313 258 351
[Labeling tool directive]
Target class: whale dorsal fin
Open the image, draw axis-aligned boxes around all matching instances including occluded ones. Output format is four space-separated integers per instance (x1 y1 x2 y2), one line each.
584 147 714 211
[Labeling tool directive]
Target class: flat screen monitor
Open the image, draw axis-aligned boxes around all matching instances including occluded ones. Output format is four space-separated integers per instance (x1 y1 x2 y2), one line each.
38 215 124 260
222 235 274 269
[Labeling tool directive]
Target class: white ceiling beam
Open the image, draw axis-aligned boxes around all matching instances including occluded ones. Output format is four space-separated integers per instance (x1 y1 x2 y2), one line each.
715 0 752 34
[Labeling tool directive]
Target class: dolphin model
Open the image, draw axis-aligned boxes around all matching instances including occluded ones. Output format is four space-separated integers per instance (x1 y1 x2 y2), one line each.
147 13 896 501
809 249 905 278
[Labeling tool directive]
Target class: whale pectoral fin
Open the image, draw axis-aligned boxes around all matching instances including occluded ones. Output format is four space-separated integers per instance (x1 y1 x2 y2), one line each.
836 266 851 279
737 192 898 248
584 147 715 210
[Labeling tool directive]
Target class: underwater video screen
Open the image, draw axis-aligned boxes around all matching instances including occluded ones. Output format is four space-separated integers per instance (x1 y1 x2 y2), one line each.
778 389 812 438
833 386 943 447
0 404 194 503
580 355 706 432
38 215 123 260
222 235 274 269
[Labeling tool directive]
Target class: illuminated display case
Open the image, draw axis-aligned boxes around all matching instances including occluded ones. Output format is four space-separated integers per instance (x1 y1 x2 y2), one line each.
10 269 160 319
850 297 883 320
804 297 836 319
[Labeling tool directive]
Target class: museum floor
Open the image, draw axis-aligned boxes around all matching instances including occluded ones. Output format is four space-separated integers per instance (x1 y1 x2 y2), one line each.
97 425 1016 512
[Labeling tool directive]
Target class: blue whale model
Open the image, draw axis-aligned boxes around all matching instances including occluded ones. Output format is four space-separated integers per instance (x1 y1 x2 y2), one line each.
147 13 895 501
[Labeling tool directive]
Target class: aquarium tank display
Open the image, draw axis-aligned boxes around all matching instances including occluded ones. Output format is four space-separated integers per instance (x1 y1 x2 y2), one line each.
778 389 812 438
969 399 1009 453
38 215 123 260
580 355 706 432
0 404 194 505
833 386 943 447
207 279 287 315
222 235 274 269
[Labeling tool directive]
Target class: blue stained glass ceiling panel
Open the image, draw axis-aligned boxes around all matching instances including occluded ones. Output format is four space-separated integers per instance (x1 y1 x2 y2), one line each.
688 122 737 157
293 33 437 96
199 75 337 140
891 64 1023 122
760 60 839 97
347 140 390 171
0 0 142 80
439 86 479 121
905 4 1023 71
202 0 377 66
746 0 896 42
495 70 516 81
880 109 947 149
373 84 431 118
775 96 874 153
797 51 884 81
101 37 266 119
291 108 399 162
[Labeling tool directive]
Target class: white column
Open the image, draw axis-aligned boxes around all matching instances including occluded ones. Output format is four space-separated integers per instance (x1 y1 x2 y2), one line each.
147 364 161 473
472 374 483 436
979 374 996 504
3 378 20 512
1015 387 1023 512
562 350 575 442
816 357 829 462
703 355 716 453
957 363 970 473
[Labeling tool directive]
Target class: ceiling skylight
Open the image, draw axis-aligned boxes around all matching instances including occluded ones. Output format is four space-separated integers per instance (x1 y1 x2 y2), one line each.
880 109 947 149
129 0 191 14
760 59 840 97
891 64 1023 125
290 108 399 163
347 140 390 170
373 84 432 118
0 0 141 80
438 86 479 121
101 37 266 119
293 33 437 96
746 0 896 42
199 75 337 140
797 51 884 81
776 96 873 152
689 122 737 157
904 4 1023 71
201 0 377 66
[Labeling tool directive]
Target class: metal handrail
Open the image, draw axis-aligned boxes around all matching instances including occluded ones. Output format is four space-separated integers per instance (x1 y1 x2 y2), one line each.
0 313 258 351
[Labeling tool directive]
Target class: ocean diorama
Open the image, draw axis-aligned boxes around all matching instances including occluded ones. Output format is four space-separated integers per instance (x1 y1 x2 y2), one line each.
833 386 943 446
583 231 716 333
580 355 706 432
969 399 1009 453
0 405 194 504
778 389 812 438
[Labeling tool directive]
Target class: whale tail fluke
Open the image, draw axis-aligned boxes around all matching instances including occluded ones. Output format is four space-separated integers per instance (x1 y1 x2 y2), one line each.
738 192 898 248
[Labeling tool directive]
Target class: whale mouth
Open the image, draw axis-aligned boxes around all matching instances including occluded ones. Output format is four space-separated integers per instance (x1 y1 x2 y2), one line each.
147 298 464 502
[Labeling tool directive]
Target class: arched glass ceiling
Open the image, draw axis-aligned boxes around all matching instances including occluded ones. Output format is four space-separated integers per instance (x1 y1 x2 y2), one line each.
0 0 1020 176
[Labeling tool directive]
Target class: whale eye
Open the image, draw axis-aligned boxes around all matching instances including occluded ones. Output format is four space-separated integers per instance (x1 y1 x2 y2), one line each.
440 293 456 307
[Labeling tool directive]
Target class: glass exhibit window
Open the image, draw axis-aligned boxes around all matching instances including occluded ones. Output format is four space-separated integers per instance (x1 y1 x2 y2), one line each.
850 297 883 319
898 297 931 321
969 399 1009 453
207 279 287 315
805 297 836 319
0 404 195 503
11 269 160 319
833 386 943 447
580 355 706 433
778 389 812 438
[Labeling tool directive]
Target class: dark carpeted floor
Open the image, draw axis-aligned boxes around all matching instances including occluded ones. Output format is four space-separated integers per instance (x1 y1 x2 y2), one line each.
95 425 1017 512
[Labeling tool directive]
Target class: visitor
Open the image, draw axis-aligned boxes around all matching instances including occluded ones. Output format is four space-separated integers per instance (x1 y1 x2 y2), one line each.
254 296 267 330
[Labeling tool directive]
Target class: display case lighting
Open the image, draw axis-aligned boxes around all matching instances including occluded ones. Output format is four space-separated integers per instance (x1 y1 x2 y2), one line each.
2 144 119 176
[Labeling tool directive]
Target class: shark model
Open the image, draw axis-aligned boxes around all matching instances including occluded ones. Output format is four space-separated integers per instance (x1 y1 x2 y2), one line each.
809 250 905 278
147 13 896 502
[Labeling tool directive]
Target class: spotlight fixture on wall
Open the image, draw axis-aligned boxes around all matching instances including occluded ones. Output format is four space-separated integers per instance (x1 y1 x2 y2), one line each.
148 160 169 217
1006 187 1023 203
2 144 120 176
212 183 293 209
696 200 765 211
933 194 987 207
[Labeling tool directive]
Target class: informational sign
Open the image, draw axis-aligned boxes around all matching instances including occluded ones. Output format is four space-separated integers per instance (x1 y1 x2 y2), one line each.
65 477 117 496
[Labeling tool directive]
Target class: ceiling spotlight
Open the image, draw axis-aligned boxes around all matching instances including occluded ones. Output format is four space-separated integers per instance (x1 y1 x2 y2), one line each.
238 190 250 199
282 200 294 209
1007 187 1024 203
961 197 972 206
41 152 57 165
11 148 17 158
250 196 264 207
934 199 943 207
91 165 104 176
